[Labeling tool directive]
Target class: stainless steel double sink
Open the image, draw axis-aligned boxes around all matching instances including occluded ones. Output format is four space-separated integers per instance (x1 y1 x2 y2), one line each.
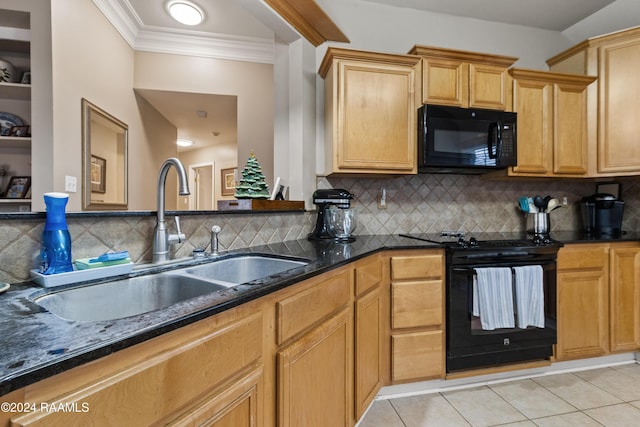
32 254 309 322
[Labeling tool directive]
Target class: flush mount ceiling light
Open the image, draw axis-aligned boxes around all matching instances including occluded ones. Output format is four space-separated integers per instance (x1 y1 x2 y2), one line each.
177 138 194 147
167 1 205 26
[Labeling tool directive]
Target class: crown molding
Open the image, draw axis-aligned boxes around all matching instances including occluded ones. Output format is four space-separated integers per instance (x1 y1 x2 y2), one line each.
91 0 274 64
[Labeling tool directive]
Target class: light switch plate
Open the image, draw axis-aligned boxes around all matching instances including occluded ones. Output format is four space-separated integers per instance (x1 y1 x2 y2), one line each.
65 175 77 192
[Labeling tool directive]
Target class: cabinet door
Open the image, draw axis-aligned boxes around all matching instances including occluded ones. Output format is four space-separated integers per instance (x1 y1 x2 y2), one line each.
468 63 509 110
391 330 443 382
422 58 466 107
553 82 589 175
511 78 553 175
597 37 640 173
167 367 264 427
556 269 609 360
336 60 417 172
609 246 640 352
355 288 382 419
277 308 353 427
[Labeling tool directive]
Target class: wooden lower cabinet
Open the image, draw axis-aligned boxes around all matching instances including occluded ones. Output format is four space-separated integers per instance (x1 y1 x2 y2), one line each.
277 308 353 427
11 307 267 427
556 242 640 360
609 244 640 352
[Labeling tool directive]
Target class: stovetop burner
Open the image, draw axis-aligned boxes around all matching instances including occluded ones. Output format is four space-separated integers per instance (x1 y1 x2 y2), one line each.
399 231 560 250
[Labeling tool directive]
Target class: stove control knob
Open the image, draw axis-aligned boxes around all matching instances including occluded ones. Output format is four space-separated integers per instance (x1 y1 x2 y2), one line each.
469 237 479 247
457 237 468 248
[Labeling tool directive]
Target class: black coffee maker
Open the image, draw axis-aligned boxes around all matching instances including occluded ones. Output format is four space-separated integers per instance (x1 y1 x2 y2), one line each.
580 193 624 235
308 189 354 241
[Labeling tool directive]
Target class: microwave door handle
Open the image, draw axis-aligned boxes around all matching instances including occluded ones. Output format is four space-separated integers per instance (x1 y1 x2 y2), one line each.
487 121 502 159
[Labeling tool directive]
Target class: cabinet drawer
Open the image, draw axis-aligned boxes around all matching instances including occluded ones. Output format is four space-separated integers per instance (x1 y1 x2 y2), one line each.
277 269 352 345
391 280 442 329
355 256 384 297
391 254 443 281
558 245 608 270
391 330 443 382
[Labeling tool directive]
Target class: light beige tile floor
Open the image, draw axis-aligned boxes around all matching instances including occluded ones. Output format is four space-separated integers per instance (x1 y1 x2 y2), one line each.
358 363 640 427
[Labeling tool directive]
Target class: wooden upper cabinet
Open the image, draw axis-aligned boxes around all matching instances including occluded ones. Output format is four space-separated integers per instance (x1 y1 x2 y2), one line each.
319 48 421 175
408 45 517 110
508 68 596 177
547 26 640 176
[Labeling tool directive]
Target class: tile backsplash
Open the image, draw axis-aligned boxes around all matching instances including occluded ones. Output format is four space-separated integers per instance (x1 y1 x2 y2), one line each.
1 174 638 283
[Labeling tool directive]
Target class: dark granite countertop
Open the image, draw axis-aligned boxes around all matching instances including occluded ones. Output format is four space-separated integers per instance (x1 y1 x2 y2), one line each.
1 231 639 397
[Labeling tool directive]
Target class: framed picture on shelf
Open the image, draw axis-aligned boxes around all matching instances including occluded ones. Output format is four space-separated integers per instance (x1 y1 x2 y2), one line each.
5 176 30 198
221 167 237 196
20 71 30 84
9 125 30 137
90 155 106 193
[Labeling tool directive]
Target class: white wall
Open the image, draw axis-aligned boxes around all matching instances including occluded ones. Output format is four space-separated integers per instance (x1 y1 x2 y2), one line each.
133 51 275 198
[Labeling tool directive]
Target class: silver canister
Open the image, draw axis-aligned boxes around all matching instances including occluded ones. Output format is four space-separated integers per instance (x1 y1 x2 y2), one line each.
526 212 550 235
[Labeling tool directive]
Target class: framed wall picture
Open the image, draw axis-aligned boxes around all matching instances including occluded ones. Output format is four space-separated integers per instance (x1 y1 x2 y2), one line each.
5 176 31 198
221 167 237 196
90 155 106 193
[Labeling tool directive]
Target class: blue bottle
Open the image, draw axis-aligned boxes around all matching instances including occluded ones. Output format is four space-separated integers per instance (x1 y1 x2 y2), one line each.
40 192 73 275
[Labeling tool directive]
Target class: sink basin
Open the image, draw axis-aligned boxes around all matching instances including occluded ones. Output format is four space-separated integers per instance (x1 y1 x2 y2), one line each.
182 254 308 285
32 254 309 322
32 274 231 322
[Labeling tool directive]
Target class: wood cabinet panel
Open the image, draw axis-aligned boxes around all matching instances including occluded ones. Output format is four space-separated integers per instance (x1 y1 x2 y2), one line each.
391 280 442 329
390 254 443 281
166 366 263 427
557 244 610 361
355 288 382 419
12 312 264 427
320 48 420 175
508 68 594 177
277 308 353 427
469 63 510 110
276 268 351 345
609 245 640 352
557 269 609 360
391 330 443 382
422 58 466 107
409 45 516 110
355 255 384 297
597 36 640 173
511 77 552 174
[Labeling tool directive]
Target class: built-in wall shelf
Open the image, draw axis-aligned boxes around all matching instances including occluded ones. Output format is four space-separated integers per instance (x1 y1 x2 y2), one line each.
0 82 30 100
0 198 30 204
0 136 30 150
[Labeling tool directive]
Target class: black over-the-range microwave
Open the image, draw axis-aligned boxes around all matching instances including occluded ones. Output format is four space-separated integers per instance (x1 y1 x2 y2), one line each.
417 104 517 174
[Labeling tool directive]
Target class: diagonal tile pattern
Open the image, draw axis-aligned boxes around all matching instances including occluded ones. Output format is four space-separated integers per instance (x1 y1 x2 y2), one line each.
358 363 640 427
2 174 639 282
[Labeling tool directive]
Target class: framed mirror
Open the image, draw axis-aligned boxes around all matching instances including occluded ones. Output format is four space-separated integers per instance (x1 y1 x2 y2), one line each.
81 98 128 210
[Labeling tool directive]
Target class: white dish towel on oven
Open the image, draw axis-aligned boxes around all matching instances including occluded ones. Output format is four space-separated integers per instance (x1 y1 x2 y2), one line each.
513 265 545 328
473 267 515 330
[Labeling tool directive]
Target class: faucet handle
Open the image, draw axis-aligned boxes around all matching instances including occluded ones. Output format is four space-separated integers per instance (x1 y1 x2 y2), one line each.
168 216 186 244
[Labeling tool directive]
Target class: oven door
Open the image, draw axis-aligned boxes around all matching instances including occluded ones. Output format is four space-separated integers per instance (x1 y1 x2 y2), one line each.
446 257 557 372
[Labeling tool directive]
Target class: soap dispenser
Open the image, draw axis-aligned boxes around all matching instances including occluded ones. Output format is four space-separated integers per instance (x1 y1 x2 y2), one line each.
40 192 73 274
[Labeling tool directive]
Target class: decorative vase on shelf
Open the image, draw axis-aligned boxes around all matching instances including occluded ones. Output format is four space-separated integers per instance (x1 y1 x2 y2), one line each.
234 152 270 199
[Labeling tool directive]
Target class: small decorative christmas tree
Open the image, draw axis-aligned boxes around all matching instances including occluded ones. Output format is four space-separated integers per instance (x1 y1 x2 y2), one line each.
234 151 270 199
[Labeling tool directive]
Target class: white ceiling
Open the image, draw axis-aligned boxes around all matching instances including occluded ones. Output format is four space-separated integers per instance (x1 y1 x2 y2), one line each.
359 0 616 31
110 0 619 152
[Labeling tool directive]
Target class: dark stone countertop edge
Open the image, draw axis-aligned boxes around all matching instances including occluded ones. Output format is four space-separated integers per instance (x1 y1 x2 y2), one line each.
0 208 308 220
1 231 639 397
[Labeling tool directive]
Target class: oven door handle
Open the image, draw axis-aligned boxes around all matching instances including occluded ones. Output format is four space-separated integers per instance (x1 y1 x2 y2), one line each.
455 251 535 259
